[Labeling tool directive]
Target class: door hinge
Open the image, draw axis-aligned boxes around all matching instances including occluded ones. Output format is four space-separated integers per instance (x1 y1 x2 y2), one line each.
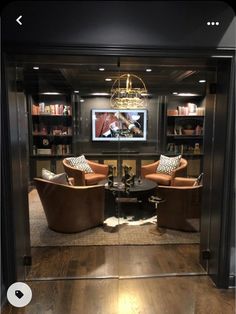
23 255 32 266
202 249 211 260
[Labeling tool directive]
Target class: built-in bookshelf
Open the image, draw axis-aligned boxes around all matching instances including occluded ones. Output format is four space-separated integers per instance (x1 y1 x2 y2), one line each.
28 94 75 179
164 97 205 177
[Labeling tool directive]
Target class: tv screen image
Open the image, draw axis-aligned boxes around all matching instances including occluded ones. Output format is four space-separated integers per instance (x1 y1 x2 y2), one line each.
92 109 147 141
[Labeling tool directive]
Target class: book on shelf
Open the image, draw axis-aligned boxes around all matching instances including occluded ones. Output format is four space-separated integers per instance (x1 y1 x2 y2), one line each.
31 103 72 116
37 148 52 155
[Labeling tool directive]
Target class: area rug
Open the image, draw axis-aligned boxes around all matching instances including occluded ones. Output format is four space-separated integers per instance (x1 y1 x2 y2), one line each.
29 189 200 247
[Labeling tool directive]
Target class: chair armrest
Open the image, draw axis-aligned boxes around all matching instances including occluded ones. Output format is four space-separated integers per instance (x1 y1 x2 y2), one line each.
87 161 109 176
141 161 159 177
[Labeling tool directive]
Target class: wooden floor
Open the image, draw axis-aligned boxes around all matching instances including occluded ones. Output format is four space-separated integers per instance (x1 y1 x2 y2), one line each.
2 276 235 314
2 245 235 313
26 244 205 279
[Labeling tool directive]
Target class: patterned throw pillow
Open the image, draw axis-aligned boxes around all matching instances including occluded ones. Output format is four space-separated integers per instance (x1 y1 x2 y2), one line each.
65 155 94 173
42 168 69 185
156 155 181 175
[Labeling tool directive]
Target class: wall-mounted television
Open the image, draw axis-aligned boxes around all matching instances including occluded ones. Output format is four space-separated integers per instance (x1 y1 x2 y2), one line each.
92 109 147 141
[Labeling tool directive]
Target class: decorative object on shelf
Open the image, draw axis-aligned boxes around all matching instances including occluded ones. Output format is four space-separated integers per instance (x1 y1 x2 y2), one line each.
167 109 178 116
63 105 70 116
195 125 202 135
193 143 201 155
187 102 197 115
110 73 148 109
182 122 194 135
196 107 205 116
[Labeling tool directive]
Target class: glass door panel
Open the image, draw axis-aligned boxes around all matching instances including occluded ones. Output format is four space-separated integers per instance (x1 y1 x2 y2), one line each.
13 53 216 281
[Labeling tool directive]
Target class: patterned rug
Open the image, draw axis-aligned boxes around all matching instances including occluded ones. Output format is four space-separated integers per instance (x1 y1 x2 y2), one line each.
29 189 200 246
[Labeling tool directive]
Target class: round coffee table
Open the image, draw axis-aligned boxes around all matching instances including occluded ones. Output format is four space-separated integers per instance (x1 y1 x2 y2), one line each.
99 178 157 218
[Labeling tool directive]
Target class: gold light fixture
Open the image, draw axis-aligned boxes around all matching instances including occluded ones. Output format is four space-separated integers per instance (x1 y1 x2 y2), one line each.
110 73 148 109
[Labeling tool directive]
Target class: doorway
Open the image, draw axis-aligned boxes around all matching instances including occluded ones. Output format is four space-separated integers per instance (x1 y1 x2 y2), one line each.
4 52 233 285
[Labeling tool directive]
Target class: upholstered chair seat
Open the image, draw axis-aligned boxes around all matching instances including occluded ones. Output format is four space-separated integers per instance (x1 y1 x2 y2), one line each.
145 173 172 186
141 157 188 186
63 157 108 186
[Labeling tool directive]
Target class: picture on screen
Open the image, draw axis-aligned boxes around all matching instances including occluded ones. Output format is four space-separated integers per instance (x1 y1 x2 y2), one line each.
92 109 147 141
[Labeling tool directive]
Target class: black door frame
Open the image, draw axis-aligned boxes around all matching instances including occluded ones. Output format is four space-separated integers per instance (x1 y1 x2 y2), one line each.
2 45 235 290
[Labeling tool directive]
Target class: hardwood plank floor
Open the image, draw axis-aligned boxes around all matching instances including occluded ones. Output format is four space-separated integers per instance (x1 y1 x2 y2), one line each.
26 244 205 280
2 276 235 314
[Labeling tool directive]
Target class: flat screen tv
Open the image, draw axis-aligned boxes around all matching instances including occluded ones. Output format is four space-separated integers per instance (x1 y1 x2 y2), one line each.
92 109 147 141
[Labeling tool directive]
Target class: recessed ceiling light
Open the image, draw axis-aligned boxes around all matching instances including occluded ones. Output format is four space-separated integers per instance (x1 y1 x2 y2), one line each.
99 68 105 71
105 78 112 81
91 92 110 96
146 68 152 72
177 93 200 97
33 66 39 70
74 90 79 93
172 92 178 95
41 92 61 95
199 80 206 83
80 99 85 102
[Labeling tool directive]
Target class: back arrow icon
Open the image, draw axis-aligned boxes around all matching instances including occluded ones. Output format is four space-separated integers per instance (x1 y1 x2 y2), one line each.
16 15 22 25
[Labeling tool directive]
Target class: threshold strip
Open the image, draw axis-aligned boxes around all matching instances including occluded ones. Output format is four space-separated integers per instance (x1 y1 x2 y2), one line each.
26 272 207 282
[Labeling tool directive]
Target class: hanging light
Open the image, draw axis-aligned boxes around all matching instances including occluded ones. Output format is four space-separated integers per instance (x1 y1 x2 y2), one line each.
110 73 148 109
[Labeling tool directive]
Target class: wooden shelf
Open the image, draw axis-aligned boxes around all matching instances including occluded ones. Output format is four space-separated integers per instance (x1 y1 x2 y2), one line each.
167 115 204 118
32 134 72 137
167 135 203 139
30 154 73 158
32 114 72 117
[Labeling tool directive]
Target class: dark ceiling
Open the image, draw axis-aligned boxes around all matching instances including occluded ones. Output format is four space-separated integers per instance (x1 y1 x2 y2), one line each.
22 55 217 96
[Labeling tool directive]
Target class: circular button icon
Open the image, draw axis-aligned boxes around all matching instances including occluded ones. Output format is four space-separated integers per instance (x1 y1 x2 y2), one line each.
7 282 32 307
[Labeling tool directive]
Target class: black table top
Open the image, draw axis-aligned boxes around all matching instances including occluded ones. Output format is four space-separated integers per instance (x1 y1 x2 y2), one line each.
99 178 157 193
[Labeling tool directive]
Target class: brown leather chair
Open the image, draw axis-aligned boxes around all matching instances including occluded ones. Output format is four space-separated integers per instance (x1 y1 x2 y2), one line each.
156 177 202 231
141 158 187 186
63 158 109 186
34 178 105 233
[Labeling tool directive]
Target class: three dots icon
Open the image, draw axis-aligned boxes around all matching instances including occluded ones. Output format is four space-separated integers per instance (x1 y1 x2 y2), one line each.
207 21 220 26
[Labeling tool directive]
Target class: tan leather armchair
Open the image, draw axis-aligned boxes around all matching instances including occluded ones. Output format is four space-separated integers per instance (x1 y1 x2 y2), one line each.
63 158 108 186
141 158 187 186
157 177 202 231
34 178 105 233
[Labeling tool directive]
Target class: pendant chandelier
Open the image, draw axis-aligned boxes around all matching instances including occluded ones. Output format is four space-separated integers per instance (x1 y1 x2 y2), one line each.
110 73 148 109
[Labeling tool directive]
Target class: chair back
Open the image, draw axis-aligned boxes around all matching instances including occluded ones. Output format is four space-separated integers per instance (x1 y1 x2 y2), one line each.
34 178 104 233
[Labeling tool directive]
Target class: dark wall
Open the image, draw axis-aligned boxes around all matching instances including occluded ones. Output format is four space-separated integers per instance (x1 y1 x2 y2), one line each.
2 1 235 49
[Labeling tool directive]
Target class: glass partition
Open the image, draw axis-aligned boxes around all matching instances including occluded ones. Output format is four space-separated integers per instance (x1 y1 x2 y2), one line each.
12 54 215 281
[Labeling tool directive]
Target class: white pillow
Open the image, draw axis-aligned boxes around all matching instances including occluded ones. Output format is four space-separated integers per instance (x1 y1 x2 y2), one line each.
65 155 94 173
156 155 181 175
42 168 69 185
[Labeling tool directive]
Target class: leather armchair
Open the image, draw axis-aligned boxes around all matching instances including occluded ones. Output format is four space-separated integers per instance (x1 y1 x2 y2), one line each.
157 177 202 231
34 178 105 233
63 158 108 186
141 158 187 186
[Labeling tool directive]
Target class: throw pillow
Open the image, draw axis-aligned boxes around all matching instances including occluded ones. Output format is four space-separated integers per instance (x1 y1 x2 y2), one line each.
193 173 204 186
65 155 94 173
42 168 69 185
156 155 181 175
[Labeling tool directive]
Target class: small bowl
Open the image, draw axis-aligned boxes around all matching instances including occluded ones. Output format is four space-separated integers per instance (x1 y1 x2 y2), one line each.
182 129 195 135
